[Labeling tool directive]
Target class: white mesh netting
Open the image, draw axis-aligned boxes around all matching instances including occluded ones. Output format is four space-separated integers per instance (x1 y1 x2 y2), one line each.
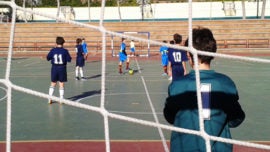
1 0 270 152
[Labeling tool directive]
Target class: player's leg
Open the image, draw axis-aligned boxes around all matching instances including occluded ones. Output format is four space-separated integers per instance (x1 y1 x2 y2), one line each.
48 67 57 104
48 81 56 104
130 48 135 57
59 82 64 103
167 62 172 81
133 48 136 56
79 67 86 80
58 67 68 103
75 66 80 80
84 53 88 60
162 56 168 76
119 53 125 74
119 61 123 74
126 57 130 70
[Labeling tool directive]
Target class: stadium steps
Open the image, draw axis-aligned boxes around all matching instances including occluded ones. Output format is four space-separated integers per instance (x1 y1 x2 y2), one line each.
0 20 270 55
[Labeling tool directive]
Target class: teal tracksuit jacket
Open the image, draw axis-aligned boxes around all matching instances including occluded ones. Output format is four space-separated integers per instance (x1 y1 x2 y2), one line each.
164 70 245 152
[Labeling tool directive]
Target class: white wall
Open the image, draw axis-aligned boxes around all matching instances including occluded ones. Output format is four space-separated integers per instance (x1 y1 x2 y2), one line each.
16 1 270 21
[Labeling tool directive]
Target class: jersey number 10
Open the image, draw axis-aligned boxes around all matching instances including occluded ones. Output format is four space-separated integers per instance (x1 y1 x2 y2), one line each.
173 52 182 62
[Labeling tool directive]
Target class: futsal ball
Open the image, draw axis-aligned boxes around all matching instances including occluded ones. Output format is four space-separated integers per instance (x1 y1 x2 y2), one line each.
128 69 134 75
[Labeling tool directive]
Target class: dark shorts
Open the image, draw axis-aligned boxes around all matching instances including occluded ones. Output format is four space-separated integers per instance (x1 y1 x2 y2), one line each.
172 65 184 81
76 57 85 67
51 65 67 82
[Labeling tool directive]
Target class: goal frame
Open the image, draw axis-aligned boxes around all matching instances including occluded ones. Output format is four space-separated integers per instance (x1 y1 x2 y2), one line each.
111 31 150 57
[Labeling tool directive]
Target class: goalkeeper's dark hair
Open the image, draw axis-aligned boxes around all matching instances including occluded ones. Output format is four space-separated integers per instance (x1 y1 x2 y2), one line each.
56 36 65 45
184 27 217 64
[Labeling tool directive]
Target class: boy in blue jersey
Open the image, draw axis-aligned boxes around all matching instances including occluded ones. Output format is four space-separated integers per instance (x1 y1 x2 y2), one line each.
81 38 88 60
118 38 130 74
75 38 86 80
167 33 188 81
164 27 245 152
159 40 169 76
47 36 72 104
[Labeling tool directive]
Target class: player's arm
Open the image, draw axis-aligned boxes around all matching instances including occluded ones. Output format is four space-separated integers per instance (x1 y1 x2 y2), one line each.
182 51 188 75
220 94 245 128
66 50 72 62
46 50 53 61
164 90 197 124
122 48 127 56
84 44 88 53
167 61 172 76
182 61 187 75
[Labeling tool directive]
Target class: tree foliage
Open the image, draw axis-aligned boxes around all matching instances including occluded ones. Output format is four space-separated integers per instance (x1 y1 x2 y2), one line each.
6 0 242 8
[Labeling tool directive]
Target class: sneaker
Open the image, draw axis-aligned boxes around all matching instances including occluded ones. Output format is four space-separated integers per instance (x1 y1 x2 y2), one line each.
75 77 80 80
48 99 52 104
81 77 87 81
162 73 167 76
168 76 172 81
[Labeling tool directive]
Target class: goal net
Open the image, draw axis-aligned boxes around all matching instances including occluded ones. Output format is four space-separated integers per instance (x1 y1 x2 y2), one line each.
111 31 150 57
1 1 270 152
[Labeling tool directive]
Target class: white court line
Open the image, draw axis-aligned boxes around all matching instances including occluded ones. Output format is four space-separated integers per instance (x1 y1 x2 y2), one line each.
135 58 169 152
134 57 142 74
0 86 7 102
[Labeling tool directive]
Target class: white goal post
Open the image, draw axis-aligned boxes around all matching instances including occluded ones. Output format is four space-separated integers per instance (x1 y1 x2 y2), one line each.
111 31 150 57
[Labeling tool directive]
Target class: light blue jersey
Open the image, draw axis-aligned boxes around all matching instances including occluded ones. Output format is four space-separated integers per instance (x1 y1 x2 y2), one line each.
82 42 88 54
160 45 168 66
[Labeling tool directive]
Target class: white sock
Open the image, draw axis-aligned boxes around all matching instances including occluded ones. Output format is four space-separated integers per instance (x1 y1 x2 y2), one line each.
49 86 54 96
59 87 64 99
79 67 84 78
75 67 79 77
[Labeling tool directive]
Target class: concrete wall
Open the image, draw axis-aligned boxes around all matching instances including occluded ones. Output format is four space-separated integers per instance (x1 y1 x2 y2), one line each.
15 1 270 21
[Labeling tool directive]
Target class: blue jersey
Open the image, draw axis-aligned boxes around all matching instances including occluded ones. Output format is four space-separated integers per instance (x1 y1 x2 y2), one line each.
168 47 188 80
160 45 168 66
119 42 127 62
82 42 88 54
160 45 168 56
47 47 72 82
164 70 245 152
76 44 85 67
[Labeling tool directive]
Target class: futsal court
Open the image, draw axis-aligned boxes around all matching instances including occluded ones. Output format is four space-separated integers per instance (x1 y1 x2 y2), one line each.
0 54 270 152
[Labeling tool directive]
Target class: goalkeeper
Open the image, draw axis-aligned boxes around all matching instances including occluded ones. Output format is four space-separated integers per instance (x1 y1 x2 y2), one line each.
164 27 245 152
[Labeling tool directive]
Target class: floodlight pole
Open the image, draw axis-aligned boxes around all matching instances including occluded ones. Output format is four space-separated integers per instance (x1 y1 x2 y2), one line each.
117 0 122 22
256 0 259 19
241 0 246 19
56 0 60 22
23 0 27 22
141 0 144 21
88 0 91 22
261 0 266 19
31 0 33 21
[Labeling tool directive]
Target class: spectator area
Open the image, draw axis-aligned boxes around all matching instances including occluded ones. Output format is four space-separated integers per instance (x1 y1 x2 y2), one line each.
0 19 270 57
